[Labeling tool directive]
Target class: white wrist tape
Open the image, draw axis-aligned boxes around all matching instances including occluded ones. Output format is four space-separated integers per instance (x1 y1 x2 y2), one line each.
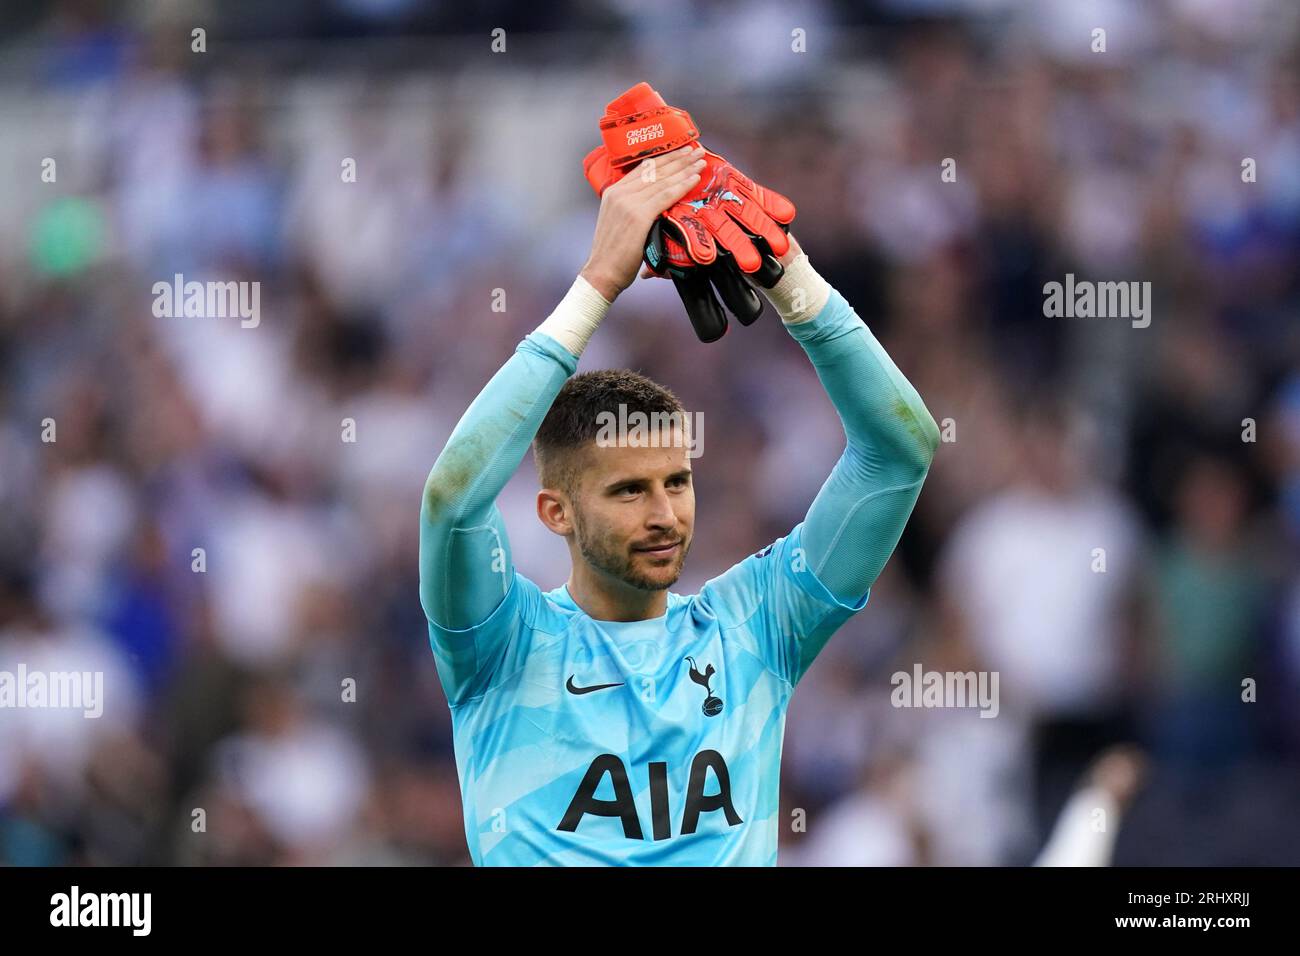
763 253 831 325
535 275 612 357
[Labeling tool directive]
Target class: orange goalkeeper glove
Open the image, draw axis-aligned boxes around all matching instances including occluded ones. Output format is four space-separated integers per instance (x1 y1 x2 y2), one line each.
582 82 796 342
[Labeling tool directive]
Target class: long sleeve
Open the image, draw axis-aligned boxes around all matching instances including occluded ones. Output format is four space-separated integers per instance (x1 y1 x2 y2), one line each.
693 282 941 690
419 331 577 632
786 288 939 604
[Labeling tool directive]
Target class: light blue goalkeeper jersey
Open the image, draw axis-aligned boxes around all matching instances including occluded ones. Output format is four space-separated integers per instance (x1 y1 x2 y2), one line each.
421 285 938 866
435 522 866 866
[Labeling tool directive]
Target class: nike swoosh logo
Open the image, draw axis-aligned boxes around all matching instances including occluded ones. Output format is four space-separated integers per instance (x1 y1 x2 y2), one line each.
566 676 625 696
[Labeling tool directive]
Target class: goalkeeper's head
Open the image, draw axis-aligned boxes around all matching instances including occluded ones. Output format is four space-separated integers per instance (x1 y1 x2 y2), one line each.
534 369 695 593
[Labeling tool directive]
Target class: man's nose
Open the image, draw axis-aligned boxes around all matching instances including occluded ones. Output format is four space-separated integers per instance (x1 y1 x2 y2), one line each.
644 486 678 527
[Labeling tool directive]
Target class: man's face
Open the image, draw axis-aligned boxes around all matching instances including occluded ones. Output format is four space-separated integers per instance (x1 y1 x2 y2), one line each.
569 427 695 592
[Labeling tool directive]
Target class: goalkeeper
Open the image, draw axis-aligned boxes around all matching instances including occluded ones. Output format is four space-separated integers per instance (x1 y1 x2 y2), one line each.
420 139 939 865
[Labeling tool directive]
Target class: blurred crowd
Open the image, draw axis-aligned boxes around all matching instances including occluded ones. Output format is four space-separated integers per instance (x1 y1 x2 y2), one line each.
1 0 1299 865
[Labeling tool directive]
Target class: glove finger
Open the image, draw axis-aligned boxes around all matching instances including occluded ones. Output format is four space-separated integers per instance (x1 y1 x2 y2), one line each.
661 229 694 271
723 163 796 226
650 218 729 342
750 181 796 226
746 234 786 288
725 198 791 260
710 256 764 325
647 217 698 273
697 207 763 273
670 268 728 342
663 208 718 266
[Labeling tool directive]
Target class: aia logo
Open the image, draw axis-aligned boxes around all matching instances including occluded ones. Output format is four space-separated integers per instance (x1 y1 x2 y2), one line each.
558 750 742 841
686 656 723 717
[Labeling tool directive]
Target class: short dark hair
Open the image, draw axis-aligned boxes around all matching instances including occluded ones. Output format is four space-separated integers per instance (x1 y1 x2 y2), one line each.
534 369 686 495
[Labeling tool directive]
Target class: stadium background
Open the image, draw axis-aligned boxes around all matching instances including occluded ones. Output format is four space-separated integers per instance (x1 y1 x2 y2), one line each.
0 0 1298 865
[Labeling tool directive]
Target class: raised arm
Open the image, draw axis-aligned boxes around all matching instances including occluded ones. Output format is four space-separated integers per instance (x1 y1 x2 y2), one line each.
691 236 939 689
419 146 705 680
768 237 940 604
419 331 581 630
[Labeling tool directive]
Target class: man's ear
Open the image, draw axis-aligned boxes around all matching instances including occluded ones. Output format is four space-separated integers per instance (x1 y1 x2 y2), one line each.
537 488 574 536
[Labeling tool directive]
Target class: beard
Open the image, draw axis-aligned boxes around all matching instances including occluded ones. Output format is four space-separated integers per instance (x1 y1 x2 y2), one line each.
573 510 690 592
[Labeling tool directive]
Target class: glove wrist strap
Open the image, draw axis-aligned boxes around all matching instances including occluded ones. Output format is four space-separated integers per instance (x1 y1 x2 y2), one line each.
600 105 699 168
